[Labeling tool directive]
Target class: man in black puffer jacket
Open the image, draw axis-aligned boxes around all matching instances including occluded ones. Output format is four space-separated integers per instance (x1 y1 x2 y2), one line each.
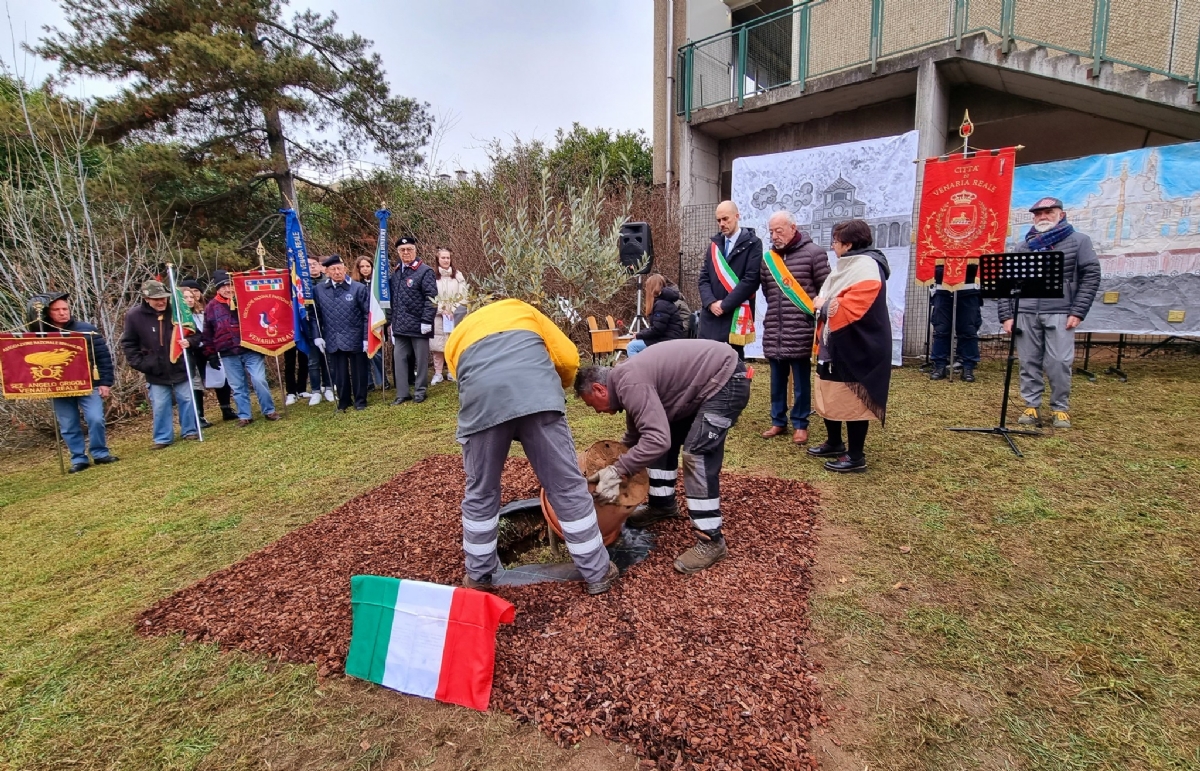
41 293 119 472
388 236 438 404
760 210 829 445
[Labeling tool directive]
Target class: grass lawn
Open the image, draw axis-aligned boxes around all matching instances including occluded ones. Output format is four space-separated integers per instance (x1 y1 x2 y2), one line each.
2 352 1198 770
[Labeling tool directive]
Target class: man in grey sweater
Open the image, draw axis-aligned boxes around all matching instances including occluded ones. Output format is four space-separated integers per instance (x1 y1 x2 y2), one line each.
997 197 1101 429
575 339 751 574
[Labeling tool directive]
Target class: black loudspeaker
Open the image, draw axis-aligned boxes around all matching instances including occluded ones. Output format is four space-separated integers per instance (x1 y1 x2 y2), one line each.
619 222 654 275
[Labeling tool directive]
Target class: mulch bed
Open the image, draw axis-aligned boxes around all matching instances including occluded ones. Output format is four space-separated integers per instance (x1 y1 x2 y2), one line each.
138 455 826 770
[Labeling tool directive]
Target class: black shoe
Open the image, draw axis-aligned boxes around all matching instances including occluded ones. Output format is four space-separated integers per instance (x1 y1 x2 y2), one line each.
221 407 238 421
198 417 213 429
929 366 949 381
93 455 120 465
391 397 410 406
354 405 366 411
824 455 867 473
413 394 426 403
961 367 976 382
335 408 347 414
627 502 682 528
68 461 90 474
807 441 846 458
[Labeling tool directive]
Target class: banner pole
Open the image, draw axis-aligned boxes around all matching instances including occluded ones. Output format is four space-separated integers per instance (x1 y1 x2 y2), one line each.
166 263 204 442
51 403 66 475
255 241 288 416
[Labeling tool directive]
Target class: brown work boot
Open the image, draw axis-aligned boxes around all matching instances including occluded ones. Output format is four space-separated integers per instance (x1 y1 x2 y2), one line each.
761 425 786 438
627 501 682 529
586 560 620 595
792 428 809 444
673 538 728 574
461 573 496 592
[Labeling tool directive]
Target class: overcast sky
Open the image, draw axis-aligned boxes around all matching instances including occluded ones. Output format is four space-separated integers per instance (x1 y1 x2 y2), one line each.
2 0 655 173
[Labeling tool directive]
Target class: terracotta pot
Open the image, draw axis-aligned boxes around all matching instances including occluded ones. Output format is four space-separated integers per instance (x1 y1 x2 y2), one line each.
540 440 649 546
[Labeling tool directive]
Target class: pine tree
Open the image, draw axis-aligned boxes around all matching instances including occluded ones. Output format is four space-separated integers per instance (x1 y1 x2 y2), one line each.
35 0 432 209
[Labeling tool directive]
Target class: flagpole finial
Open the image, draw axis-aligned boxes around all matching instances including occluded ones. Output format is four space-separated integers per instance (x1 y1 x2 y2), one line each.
256 240 267 272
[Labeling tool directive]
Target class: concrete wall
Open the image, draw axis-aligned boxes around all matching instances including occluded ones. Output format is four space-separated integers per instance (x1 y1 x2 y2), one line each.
687 0 732 41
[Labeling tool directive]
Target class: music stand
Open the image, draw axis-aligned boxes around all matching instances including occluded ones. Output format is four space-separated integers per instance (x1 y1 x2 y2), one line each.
946 251 1064 457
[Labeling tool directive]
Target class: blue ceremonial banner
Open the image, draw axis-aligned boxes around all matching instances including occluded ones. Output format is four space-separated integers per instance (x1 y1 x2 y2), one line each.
374 209 392 309
283 208 313 356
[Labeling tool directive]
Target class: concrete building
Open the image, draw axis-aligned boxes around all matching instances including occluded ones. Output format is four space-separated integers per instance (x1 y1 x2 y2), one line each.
653 0 1200 352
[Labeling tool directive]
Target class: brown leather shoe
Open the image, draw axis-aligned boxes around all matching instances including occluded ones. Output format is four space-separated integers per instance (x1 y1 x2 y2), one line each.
761 425 786 438
237 419 252 427
264 412 281 421
792 428 809 444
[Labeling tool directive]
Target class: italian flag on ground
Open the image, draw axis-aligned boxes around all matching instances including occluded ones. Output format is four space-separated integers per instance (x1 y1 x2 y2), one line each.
345 575 515 711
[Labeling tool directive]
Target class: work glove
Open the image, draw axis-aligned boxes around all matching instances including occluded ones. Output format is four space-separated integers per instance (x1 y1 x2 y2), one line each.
314 338 326 353
363 341 368 353
586 464 622 504
420 323 432 335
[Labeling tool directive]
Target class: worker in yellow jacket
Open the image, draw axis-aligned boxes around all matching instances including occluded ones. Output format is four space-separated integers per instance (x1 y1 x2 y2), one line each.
446 299 618 594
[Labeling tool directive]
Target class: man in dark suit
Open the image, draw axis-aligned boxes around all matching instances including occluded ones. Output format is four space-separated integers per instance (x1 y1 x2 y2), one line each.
698 200 762 359
311 254 370 412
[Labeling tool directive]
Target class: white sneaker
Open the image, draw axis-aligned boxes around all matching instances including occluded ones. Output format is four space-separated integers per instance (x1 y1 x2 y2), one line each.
430 374 444 385
323 388 335 402
298 391 312 398
446 374 455 382
308 393 322 407
285 393 297 406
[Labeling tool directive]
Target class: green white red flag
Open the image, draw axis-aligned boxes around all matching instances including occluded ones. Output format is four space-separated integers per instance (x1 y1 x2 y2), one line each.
345 575 515 711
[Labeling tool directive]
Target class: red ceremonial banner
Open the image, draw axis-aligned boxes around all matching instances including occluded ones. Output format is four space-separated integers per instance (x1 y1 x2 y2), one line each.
0 333 95 399
916 148 1016 288
232 269 296 356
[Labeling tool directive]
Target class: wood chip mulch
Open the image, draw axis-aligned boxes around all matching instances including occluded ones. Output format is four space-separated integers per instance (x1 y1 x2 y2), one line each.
138 455 825 770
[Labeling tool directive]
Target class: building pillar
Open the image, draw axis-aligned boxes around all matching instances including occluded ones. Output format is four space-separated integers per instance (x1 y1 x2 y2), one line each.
905 57 950 358
679 125 721 209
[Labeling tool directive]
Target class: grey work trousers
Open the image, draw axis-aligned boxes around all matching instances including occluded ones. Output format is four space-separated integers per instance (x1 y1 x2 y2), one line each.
460 410 609 584
1015 313 1075 412
393 335 430 399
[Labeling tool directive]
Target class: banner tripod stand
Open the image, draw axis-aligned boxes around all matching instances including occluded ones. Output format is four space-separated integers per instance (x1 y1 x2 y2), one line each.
947 250 1064 457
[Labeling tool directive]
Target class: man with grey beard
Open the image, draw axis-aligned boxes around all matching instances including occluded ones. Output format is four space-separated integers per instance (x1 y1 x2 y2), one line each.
997 197 1100 430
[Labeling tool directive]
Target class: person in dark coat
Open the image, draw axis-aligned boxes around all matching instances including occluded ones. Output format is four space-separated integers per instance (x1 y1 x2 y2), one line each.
388 236 438 404
760 210 830 445
625 273 684 357
41 293 119 472
697 200 761 359
929 263 982 382
997 197 1101 429
120 279 199 448
311 255 370 412
201 270 280 426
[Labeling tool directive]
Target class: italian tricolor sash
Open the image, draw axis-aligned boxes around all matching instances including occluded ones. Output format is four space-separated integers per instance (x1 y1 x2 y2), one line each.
345 575 515 711
764 250 815 316
710 243 756 345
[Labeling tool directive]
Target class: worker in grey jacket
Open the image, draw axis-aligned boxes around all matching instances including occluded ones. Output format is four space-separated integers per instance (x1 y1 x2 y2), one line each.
575 339 751 574
997 197 1101 429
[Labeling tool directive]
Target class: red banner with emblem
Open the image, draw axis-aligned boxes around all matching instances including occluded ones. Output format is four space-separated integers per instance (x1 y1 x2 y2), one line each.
232 269 295 356
0 332 95 399
916 148 1016 288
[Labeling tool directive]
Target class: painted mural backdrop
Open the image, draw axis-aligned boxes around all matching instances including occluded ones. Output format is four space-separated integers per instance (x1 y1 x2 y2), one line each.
731 131 919 365
982 142 1200 335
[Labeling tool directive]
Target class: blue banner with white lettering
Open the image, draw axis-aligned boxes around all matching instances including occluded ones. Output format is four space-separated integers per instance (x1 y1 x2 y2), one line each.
374 209 392 309
282 208 313 355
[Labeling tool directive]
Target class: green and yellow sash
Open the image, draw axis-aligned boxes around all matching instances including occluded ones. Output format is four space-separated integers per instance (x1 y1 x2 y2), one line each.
764 249 815 316
710 243 755 346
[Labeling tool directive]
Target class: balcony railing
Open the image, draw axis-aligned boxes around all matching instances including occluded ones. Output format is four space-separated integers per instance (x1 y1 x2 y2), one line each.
676 0 1200 119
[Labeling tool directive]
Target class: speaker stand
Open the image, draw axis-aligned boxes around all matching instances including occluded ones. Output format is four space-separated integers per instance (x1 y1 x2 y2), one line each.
628 274 649 335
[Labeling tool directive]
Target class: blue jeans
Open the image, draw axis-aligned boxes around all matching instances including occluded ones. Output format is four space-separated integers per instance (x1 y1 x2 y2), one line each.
221 352 276 419
149 381 198 445
52 389 111 464
931 289 982 368
626 339 648 357
307 346 330 391
768 357 812 430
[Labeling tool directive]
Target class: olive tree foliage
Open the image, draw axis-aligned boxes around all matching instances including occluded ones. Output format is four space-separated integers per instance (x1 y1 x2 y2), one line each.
475 161 643 337
0 75 166 446
33 0 432 213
